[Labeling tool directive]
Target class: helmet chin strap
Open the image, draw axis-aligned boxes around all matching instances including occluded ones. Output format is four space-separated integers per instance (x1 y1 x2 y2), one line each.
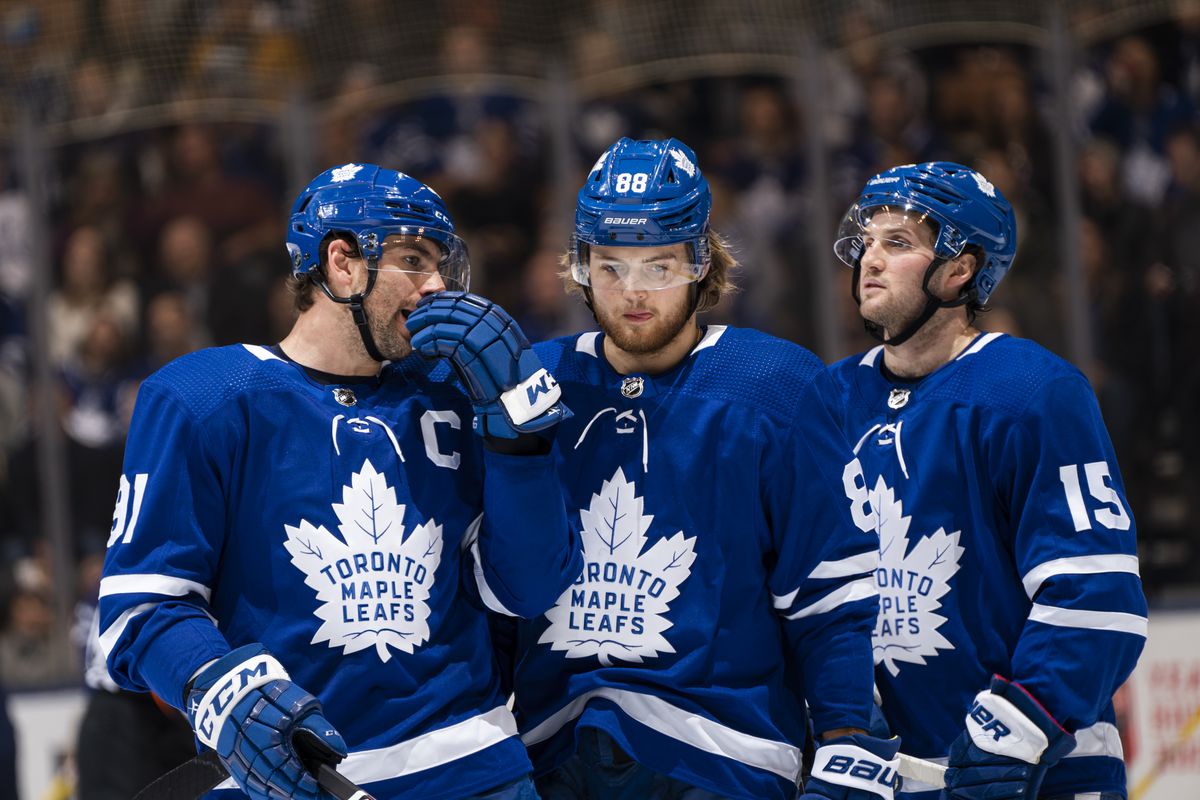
315 267 386 362
852 257 973 347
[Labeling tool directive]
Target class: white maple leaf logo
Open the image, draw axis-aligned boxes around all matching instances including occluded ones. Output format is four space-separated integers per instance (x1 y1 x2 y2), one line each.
284 458 442 662
669 147 696 178
331 163 364 182
540 467 696 666
870 475 963 676
970 171 996 197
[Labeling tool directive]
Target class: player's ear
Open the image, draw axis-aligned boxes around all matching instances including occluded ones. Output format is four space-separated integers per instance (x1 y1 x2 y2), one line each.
946 251 977 295
324 238 361 293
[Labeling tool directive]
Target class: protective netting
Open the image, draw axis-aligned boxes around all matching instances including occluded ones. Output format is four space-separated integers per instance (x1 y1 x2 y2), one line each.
0 0 1185 143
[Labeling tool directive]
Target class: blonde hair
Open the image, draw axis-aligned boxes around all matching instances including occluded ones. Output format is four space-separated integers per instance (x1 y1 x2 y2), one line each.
559 230 739 313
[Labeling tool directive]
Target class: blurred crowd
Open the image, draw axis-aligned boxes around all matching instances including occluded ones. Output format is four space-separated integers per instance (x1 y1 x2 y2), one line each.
0 0 1197 694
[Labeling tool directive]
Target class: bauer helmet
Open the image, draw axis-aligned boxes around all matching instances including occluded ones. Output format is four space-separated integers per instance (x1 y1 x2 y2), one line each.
571 138 711 291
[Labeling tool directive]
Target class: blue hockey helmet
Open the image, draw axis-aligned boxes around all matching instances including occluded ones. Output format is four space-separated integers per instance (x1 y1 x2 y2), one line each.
286 163 469 291
571 138 712 289
834 161 1017 304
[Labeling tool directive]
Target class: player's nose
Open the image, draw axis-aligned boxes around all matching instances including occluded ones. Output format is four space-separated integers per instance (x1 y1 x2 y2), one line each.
860 241 886 272
420 272 447 295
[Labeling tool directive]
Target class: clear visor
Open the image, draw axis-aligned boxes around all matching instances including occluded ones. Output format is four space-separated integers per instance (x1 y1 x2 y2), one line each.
833 204 939 269
369 228 470 292
570 238 708 292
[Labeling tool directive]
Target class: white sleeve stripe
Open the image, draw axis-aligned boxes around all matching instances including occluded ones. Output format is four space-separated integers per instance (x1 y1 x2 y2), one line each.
1066 722 1124 761
97 601 157 662
99 574 212 602
782 576 878 621
216 705 521 789
522 686 800 780
1021 554 1140 599
1028 603 1148 637
771 559 875 610
465 515 517 617
807 550 878 580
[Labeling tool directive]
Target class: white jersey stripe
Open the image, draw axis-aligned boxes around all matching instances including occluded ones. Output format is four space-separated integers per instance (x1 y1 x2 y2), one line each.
954 332 1003 360
521 686 801 781
1029 604 1148 637
242 343 283 362
1021 554 1141 599
808 550 878 580
99 574 212 602
97 601 157 661
781 576 877 620
1065 721 1124 761
575 332 601 357
462 514 518 617
691 325 728 354
859 346 884 367
215 705 520 790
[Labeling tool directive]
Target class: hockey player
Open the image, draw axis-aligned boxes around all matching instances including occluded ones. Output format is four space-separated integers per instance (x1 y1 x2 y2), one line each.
828 162 1148 799
99 164 581 800
501 137 899 800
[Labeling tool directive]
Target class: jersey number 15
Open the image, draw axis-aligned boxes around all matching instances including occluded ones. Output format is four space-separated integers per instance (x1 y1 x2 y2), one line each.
1058 461 1130 532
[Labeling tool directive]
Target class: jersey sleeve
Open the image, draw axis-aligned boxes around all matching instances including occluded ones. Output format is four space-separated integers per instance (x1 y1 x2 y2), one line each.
1000 373 1148 731
98 380 232 710
764 370 879 736
466 449 582 619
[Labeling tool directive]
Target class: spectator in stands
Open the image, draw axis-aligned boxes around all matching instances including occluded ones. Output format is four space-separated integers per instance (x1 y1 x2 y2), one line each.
47 225 139 367
1090 35 1197 204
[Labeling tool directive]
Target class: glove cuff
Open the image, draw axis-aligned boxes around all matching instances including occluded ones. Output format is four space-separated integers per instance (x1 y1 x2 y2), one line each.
810 735 900 798
498 367 562 427
964 675 1074 765
187 643 290 750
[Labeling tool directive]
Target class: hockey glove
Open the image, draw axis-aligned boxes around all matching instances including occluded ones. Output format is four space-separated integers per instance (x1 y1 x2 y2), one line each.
800 733 900 800
942 675 1076 800
186 644 347 800
407 291 570 438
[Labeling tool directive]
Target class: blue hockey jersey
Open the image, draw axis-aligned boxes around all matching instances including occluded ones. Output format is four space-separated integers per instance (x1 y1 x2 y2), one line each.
99 344 581 800
505 326 881 800
828 333 1147 797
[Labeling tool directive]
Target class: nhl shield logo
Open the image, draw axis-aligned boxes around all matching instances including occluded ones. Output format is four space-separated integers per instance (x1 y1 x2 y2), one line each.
333 388 357 407
888 388 910 409
620 376 644 399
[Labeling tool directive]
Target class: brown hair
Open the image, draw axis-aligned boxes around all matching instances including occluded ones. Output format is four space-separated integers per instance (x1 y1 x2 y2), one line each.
559 230 739 313
287 233 360 312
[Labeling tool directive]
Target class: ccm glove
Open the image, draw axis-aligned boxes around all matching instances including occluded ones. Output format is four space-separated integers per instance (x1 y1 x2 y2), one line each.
186 644 347 800
942 675 1076 800
801 733 900 800
407 291 570 438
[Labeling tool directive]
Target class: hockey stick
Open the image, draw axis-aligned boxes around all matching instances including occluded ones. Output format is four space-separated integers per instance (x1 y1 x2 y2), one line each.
897 752 947 789
132 748 376 800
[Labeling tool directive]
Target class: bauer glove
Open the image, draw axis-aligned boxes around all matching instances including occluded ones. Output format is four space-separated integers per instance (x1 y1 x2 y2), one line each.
942 675 1076 800
800 733 900 800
